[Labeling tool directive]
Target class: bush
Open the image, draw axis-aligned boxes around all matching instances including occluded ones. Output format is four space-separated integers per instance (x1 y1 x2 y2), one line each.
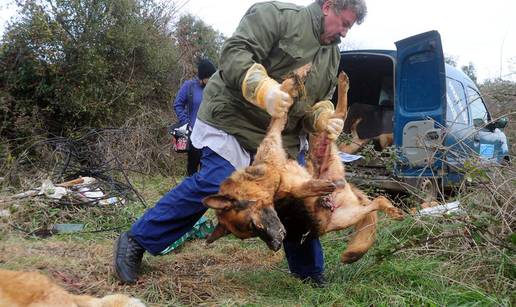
0 0 224 176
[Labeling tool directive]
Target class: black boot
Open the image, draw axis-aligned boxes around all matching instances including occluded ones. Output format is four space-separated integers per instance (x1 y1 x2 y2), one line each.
113 232 145 284
307 273 327 288
292 272 327 288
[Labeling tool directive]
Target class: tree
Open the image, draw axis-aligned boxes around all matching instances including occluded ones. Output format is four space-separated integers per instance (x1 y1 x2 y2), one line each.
444 55 458 67
173 14 225 81
0 0 224 144
461 62 478 84
0 0 180 139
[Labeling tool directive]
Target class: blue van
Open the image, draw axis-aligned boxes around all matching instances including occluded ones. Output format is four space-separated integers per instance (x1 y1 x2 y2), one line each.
336 30 510 196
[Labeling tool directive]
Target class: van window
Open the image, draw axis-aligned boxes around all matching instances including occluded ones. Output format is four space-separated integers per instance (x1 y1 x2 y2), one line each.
466 87 489 127
378 75 394 107
446 77 469 126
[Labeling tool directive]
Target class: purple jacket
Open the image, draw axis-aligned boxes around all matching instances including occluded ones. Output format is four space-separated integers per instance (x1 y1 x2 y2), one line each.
173 79 204 127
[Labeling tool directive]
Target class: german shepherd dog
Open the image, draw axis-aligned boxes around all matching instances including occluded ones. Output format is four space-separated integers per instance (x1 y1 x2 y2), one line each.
0 269 146 307
203 69 403 263
202 64 337 251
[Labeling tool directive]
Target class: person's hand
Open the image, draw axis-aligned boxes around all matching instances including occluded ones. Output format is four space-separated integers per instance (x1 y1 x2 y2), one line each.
325 118 344 140
260 82 293 117
242 63 293 117
313 100 343 140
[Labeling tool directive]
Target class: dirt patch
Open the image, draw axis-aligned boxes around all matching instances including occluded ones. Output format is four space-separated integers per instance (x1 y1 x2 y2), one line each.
0 234 284 306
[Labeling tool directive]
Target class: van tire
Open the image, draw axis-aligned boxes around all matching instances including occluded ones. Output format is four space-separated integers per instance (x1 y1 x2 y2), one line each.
417 178 440 203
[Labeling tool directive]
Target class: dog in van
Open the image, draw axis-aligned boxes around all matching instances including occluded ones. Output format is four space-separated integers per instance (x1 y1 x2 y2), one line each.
203 69 403 263
0 269 145 307
339 118 394 154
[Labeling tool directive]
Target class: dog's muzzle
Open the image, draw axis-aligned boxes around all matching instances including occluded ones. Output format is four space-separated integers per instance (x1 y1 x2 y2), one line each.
264 225 286 251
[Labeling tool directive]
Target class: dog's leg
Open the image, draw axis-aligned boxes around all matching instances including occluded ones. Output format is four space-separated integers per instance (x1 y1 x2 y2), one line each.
326 187 402 232
326 201 379 231
340 196 403 263
308 71 349 178
287 179 336 198
334 71 349 120
336 187 402 263
277 161 335 199
377 133 394 150
371 196 404 220
340 211 378 263
254 64 312 167
351 185 404 220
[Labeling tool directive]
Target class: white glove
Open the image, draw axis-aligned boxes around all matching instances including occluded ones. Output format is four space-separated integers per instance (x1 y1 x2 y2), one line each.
325 118 344 140
312 100 343 140
261 82 293 117
242 63 293 117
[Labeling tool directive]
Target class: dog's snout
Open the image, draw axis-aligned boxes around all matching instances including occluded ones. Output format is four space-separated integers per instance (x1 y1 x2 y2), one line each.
279 225 286 240
270 239 282 252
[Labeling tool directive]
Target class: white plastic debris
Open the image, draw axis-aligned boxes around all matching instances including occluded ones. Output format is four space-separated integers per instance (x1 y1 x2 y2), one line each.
39 179 68 199
78 187 105 199
75 176 97 187
338 151 363 163
99 197 123 205
0 209 10 217
1 177 123 206
417 200 462 216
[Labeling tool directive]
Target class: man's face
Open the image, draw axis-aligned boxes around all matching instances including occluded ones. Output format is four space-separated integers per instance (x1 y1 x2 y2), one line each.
320 3 357 45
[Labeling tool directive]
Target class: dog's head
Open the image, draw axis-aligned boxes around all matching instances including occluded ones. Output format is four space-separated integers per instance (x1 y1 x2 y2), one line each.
202 163 286 251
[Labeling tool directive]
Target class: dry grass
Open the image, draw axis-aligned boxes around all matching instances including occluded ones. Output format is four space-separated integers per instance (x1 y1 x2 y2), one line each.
0 234 284 306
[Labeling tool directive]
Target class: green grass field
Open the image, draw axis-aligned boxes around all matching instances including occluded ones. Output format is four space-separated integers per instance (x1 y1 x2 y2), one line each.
1 175 514 306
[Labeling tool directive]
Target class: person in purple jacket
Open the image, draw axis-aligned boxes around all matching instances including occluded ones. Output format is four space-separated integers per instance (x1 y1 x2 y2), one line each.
173 59 217 176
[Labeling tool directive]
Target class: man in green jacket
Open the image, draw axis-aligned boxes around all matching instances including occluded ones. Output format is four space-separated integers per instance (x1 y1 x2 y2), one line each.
114 0 367 287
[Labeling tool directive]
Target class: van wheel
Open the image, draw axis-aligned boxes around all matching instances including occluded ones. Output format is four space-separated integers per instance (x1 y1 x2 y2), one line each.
418 178 439 203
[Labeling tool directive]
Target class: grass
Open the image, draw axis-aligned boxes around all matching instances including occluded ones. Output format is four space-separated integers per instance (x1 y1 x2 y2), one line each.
0 175 514 306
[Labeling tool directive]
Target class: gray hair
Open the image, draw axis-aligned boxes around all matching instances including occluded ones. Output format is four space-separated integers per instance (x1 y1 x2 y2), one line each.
317 0 368 25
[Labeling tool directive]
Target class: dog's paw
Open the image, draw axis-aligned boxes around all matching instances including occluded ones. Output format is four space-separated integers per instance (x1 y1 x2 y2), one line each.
385 206 404 220
311 179 336 195
338 71 349 93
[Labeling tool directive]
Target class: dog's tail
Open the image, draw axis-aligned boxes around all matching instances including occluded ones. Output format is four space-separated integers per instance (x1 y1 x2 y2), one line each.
340 210 378 264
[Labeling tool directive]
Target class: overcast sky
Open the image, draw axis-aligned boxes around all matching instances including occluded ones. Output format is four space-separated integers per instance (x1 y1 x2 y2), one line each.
181 0 516 82
2 0 515 82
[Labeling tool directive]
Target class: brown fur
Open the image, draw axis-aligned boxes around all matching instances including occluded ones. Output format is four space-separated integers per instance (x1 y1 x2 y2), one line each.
203 64 336 251
339 118 393 154
204 70 403 263
300 72 402 262
0 269 145 307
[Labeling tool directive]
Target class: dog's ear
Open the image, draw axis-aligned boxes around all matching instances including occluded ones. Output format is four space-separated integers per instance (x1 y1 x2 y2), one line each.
202 194 234 210
206 223 229 243
243 163 266 180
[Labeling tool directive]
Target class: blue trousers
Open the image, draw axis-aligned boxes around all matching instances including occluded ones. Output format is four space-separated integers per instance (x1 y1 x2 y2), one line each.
130 147 324 278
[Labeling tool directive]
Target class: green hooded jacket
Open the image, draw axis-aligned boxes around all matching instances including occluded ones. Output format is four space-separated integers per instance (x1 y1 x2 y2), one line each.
197 1 340 158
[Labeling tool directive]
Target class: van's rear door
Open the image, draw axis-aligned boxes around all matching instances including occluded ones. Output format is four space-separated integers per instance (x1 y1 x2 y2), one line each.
395 30 446 173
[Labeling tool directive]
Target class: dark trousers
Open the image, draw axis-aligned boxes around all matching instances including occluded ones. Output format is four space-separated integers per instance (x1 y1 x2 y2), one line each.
130 147 324 278
186 144 201 176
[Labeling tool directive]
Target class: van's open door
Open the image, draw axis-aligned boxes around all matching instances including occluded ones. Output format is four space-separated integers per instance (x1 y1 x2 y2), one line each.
395 30 446 173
